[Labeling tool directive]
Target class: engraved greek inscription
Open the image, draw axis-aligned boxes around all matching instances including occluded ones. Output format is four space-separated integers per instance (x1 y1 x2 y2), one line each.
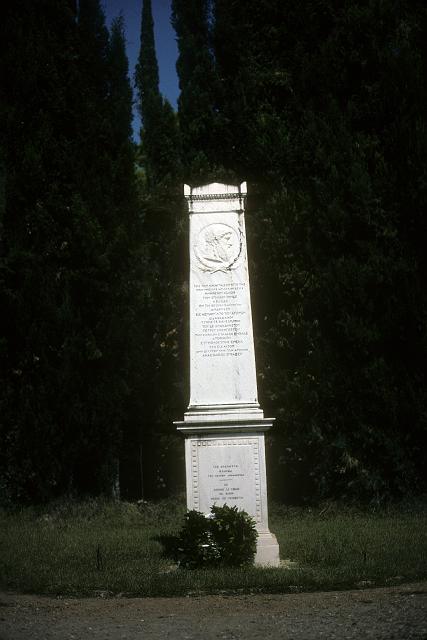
194 282 250 358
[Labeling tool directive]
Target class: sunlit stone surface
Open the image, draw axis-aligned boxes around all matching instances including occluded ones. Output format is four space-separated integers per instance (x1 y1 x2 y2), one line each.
176 183 280 567
188 183 257 407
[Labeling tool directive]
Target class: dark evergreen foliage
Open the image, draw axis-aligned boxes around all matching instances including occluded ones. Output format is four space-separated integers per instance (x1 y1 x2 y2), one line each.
132 0 186 499
174 0 427 500
228 1 426 501
177 505 258 568
135 0 159 117
172 0 223 181
136 0 181 186
1 0 425 505
0 0 142 502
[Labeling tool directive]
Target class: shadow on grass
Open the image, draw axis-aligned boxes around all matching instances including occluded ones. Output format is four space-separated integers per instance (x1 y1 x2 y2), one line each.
153 534 181 561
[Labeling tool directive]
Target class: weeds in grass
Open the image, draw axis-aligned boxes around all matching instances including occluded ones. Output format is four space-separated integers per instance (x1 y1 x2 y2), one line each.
0 496 426 597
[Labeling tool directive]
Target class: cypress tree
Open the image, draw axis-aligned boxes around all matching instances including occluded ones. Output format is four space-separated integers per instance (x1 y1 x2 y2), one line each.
172 0 222 181
135 0 160 120
106 15 153 498
0 0 83 501
0 0 144 502
135 0 180 186
107 15 134 185
212 0 260 179
68 0 146 496
133 0 186 497
209 0 427 501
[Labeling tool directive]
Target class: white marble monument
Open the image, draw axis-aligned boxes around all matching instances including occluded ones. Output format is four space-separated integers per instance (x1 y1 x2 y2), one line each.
176 182 280 566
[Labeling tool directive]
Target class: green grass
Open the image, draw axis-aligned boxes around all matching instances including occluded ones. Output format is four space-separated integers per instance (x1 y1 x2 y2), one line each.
0 496 426 597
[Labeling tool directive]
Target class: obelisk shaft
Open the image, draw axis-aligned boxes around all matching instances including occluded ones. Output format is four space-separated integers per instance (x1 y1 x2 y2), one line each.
187 182 258 409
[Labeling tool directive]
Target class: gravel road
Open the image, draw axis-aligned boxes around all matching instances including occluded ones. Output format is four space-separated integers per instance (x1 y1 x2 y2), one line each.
1 582 426 639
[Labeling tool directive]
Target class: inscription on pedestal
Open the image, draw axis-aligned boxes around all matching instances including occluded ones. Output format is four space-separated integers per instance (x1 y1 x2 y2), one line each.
191 438 262 523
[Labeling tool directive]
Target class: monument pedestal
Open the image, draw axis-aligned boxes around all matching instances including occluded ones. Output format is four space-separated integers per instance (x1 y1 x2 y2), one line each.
176 183 280 567
176 407 280 566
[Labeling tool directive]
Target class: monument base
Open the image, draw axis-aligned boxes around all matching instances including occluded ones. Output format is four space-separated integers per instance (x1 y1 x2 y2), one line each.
175 409 280 568
255 532 280 567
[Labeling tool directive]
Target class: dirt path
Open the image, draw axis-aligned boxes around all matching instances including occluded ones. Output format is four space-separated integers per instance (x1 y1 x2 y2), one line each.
1 582 426 639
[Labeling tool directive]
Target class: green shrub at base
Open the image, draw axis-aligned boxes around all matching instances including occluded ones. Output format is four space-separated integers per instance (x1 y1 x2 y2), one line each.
177 504 258 569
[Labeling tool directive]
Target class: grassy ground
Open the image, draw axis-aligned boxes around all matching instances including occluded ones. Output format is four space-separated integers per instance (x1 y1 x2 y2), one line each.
0 496 426 597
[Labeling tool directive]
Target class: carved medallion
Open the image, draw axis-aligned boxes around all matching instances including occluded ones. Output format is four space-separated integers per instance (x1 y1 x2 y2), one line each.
194 223 242 273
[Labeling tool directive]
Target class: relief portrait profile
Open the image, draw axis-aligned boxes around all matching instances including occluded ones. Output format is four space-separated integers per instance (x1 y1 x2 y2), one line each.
194 223 242 273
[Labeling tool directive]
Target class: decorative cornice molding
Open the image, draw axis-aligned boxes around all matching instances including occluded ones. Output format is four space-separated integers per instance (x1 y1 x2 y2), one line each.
186 192 246 201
